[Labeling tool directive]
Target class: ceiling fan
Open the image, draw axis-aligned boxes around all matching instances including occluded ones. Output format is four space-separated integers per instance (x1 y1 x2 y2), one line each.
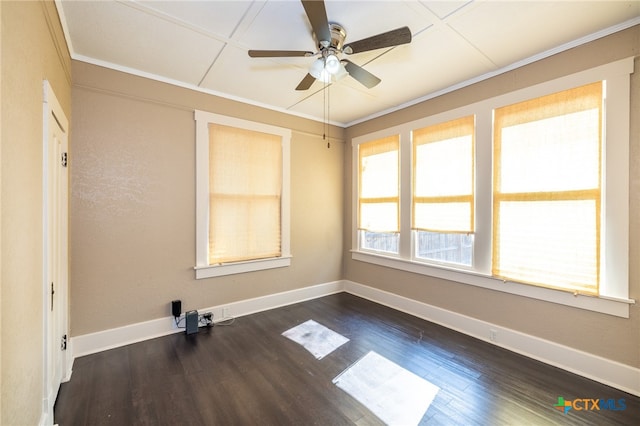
248 0 412 91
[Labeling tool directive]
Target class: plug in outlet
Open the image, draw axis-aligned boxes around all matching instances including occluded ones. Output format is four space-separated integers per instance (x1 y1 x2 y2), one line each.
489 329 498 342
202 312 213 327
222 306 230 319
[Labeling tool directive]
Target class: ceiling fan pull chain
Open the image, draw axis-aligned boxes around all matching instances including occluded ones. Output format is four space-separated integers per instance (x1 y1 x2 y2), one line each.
322 78 327 141
327 82 330 148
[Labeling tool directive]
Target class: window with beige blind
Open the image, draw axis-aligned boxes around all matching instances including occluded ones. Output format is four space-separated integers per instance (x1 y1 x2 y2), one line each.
194 110 291 279
351 57 632 317
493 82 602 294
412 115 475 266
208 124 282 264
357 135 400 254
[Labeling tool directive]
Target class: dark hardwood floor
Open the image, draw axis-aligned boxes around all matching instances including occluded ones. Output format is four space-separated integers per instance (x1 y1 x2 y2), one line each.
55 292 639 425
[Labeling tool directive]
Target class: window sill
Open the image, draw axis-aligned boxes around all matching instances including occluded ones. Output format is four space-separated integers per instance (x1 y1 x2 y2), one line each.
195 256 292 279
351 250 634 318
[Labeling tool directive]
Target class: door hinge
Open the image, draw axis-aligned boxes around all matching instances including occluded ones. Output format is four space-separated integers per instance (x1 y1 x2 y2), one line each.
61 334 67 351
61 152 68 167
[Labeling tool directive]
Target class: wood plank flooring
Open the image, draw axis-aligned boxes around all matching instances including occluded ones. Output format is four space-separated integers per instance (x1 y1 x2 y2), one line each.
55 292 639 425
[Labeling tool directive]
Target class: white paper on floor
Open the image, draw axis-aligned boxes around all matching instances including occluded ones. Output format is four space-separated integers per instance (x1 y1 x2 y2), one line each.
282 319 350 360
333 351 439 426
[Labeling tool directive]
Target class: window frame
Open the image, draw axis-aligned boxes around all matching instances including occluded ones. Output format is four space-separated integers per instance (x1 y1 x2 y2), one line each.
492 82 603 294
357 135 401 255
194 110 291 279
411 115 476 267
412 115 476 235
354 126 406 259
351 57 634 317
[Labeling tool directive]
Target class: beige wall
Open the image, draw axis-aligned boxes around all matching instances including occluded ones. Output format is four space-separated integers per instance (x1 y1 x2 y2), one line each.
1 1 71 425
344 26 640 368
69 62 345 336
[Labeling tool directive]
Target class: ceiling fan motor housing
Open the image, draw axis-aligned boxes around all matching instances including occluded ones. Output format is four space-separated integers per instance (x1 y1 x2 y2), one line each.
322 23 346 51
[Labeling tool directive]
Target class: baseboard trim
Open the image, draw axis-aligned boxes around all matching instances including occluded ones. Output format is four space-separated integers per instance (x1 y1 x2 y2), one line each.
343 280 640 397
71 281 344 359
69 279 639 396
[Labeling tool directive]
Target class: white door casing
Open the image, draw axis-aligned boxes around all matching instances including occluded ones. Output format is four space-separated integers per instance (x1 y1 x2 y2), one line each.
42 80 69 425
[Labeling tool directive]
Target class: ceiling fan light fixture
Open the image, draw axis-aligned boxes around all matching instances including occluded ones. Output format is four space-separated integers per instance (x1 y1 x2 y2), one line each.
325 53 340 74
319 69 332 83
334 63 348 81
309 57 334 83
309 58 328 81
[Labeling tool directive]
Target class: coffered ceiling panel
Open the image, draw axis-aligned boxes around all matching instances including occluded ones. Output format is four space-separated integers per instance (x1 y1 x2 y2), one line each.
61 0 226 85
448 1 640 68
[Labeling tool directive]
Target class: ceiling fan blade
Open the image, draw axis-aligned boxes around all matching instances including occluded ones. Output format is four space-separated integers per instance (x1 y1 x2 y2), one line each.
301 0 331 45
249 50 314 58
295 73 316 91
343 26 412 54
343 60 381 89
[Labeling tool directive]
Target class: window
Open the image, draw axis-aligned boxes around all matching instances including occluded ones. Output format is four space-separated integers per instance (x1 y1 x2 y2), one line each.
493 82 602 294
208 124 283 263
352 58 633 317
357 135 400 254
412 115 475 266
195 111 291 278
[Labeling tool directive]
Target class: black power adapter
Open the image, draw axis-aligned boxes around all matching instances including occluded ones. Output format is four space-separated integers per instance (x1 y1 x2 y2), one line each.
171 300 181 318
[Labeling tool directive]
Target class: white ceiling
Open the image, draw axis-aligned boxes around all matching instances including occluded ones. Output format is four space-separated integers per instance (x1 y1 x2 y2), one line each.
57 0 640 126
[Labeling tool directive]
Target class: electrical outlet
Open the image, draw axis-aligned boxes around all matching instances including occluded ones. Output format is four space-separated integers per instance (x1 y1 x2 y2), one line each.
222 306 230 319
202 312 213 327
489 329 497 342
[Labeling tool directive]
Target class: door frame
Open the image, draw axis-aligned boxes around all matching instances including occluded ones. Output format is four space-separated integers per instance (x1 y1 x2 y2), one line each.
42 80 70 425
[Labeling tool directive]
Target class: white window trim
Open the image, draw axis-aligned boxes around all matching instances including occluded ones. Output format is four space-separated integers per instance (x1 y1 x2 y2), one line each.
352 57 635 317
194 110 291 279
